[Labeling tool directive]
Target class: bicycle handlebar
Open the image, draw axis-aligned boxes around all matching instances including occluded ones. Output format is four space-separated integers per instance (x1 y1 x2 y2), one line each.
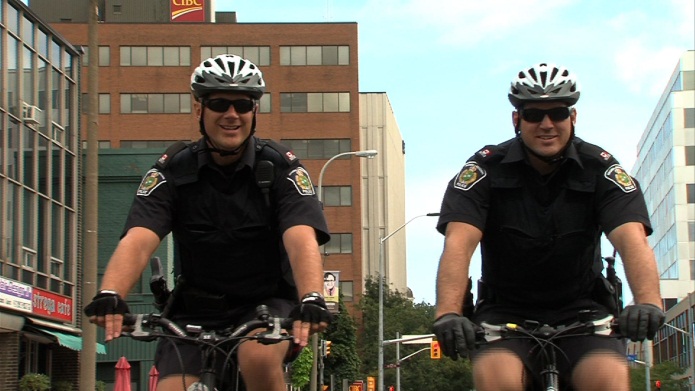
478 314 619 344
121 305 295 345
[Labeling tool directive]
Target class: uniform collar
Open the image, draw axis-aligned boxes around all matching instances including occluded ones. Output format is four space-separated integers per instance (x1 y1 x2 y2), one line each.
502 137 584 169
194 136 257 172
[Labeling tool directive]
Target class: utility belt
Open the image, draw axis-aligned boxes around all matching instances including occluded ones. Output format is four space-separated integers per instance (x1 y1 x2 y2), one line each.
472 275 623 317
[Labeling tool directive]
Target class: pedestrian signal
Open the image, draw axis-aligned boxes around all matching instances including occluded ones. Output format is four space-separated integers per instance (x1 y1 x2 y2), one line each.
430 340 441 359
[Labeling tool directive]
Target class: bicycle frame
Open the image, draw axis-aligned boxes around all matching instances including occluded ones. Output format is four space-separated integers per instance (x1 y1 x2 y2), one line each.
479 314 615 391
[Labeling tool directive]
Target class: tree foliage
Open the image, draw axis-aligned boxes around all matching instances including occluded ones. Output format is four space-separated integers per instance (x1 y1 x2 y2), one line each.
323 297 362 383
291 345 313 389
357 276 475 391
629 360 688 391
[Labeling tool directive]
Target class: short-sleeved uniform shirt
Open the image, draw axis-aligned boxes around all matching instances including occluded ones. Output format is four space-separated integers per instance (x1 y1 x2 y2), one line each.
124 136 330 303
437 136 652 315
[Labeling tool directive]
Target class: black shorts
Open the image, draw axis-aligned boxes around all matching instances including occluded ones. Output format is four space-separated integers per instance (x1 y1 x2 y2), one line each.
470 300 626 390
154 297 295 379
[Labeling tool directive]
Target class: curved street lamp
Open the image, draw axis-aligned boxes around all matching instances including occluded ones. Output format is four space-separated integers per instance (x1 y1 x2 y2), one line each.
310 149 378 391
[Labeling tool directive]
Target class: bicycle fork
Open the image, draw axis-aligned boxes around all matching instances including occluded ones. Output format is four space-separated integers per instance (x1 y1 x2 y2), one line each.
540 348 559 391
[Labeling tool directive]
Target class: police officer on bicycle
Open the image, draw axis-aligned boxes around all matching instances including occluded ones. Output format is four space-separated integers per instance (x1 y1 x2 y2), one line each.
433 62 664 390
85 54 332 391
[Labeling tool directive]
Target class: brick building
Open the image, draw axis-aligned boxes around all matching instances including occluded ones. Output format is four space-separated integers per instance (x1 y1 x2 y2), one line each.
23 0 407 389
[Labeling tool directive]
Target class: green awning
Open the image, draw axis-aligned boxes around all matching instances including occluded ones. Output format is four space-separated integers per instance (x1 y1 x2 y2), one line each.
37 327 107 354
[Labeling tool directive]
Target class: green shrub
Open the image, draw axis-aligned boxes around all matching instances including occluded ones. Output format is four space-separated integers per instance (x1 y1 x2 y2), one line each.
95 380 106 391
52 380 73 391
18 373 51 391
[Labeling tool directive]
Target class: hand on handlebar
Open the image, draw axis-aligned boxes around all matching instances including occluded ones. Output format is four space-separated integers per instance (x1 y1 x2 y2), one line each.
619 303 665 341
433 313 477 360
289 293 333 346
84 290 130 342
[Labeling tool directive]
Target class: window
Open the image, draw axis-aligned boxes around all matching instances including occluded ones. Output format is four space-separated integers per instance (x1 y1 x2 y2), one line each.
280 139 352 159
319 186 352 206
81 140 112 150
120 141 172 149
280 46 349 66
80 93 111 114
201 46 270 66
120 93 191 113
324 233 352 254
339 281 353 302
685 108 695 128
280 93 350 113
80 46 110 66
688 184 695 204
120 46 191 66
686 146 695 166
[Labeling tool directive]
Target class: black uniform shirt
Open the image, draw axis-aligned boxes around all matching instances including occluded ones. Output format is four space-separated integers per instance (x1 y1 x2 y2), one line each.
437 137 652 309
123 137 330 300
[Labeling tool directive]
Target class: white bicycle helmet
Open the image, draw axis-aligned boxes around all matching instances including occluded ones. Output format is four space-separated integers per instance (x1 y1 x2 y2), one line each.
508 63 580 108
191 54 265 99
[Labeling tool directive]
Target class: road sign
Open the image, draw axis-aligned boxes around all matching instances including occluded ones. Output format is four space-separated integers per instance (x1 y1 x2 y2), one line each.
627 354 637 362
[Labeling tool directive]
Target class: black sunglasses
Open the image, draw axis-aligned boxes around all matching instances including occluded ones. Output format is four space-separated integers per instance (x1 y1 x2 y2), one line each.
521 107 572 123
203 98 255 114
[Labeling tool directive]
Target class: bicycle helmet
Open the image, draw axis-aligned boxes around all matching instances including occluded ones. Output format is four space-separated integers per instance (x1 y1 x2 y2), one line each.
508 63 580 108
191 54 265 99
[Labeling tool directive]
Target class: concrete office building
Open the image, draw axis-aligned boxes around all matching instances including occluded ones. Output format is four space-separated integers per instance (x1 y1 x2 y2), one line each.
0 0 89 389
26 0 407 388
630 50 694 376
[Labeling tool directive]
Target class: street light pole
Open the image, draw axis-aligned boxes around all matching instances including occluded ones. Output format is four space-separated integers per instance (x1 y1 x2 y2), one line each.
311 149 377 391
378 212 440 391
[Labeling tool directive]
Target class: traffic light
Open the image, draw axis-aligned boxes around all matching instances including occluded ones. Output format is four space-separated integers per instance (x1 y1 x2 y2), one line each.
325 340 332 356
430 340 441 359
655 380 661 390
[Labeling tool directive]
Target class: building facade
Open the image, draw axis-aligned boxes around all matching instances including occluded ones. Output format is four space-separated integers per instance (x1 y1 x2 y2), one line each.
631 50 695 377
0 0 87 389
26 0 409 389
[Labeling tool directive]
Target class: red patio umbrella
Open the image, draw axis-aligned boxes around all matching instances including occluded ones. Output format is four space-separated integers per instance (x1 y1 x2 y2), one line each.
114 356 132 391
149 364 159 391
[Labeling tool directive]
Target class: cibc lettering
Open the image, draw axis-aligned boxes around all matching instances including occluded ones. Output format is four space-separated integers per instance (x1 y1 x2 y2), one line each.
173 0 202 5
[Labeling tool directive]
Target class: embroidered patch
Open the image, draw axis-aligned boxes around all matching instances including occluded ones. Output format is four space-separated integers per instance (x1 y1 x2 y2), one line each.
599 151 612 161
285 150 297 162
137 169 167 196
604 164 636 193
477 148 493 158
454 162 486 191
287 167 315 196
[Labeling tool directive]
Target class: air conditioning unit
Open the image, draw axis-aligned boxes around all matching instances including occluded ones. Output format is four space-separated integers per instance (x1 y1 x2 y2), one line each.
22 102 42 125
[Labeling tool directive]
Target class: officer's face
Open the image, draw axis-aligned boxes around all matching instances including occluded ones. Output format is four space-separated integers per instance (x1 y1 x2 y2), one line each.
194 91 257 154
512 102 576 160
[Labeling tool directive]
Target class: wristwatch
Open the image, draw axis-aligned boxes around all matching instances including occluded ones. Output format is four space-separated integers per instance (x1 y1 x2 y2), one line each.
301 291 324 301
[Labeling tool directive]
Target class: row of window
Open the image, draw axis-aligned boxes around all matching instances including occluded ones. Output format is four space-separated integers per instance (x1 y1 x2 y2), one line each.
82 92 351 114
83 45 350 67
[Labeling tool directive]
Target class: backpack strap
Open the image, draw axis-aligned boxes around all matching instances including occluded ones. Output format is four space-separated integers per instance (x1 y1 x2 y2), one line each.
254 138 299 207
154 141 190 170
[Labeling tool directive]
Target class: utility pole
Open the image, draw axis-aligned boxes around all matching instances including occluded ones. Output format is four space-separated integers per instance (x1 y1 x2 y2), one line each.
79 0 99 389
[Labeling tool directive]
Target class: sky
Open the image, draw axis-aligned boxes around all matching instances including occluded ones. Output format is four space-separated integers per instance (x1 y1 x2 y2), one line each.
215 0 695 305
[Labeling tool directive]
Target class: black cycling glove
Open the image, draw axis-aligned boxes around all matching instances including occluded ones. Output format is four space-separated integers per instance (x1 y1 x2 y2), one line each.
619 303 665 341
290 292 333 325
84 290 130 317
433 313 477 360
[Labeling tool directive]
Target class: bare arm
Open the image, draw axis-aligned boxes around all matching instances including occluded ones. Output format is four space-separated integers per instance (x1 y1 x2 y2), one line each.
435 222 483 319
92 227 161 341
607 222 662 308
283 224 325 346
100 227 162 297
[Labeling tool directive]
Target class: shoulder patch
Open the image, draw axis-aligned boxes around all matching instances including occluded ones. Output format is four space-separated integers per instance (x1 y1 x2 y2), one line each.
477 148 494 158
454 162 487 191
604 164 636 193
137 169 167 196
287 167 315 196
